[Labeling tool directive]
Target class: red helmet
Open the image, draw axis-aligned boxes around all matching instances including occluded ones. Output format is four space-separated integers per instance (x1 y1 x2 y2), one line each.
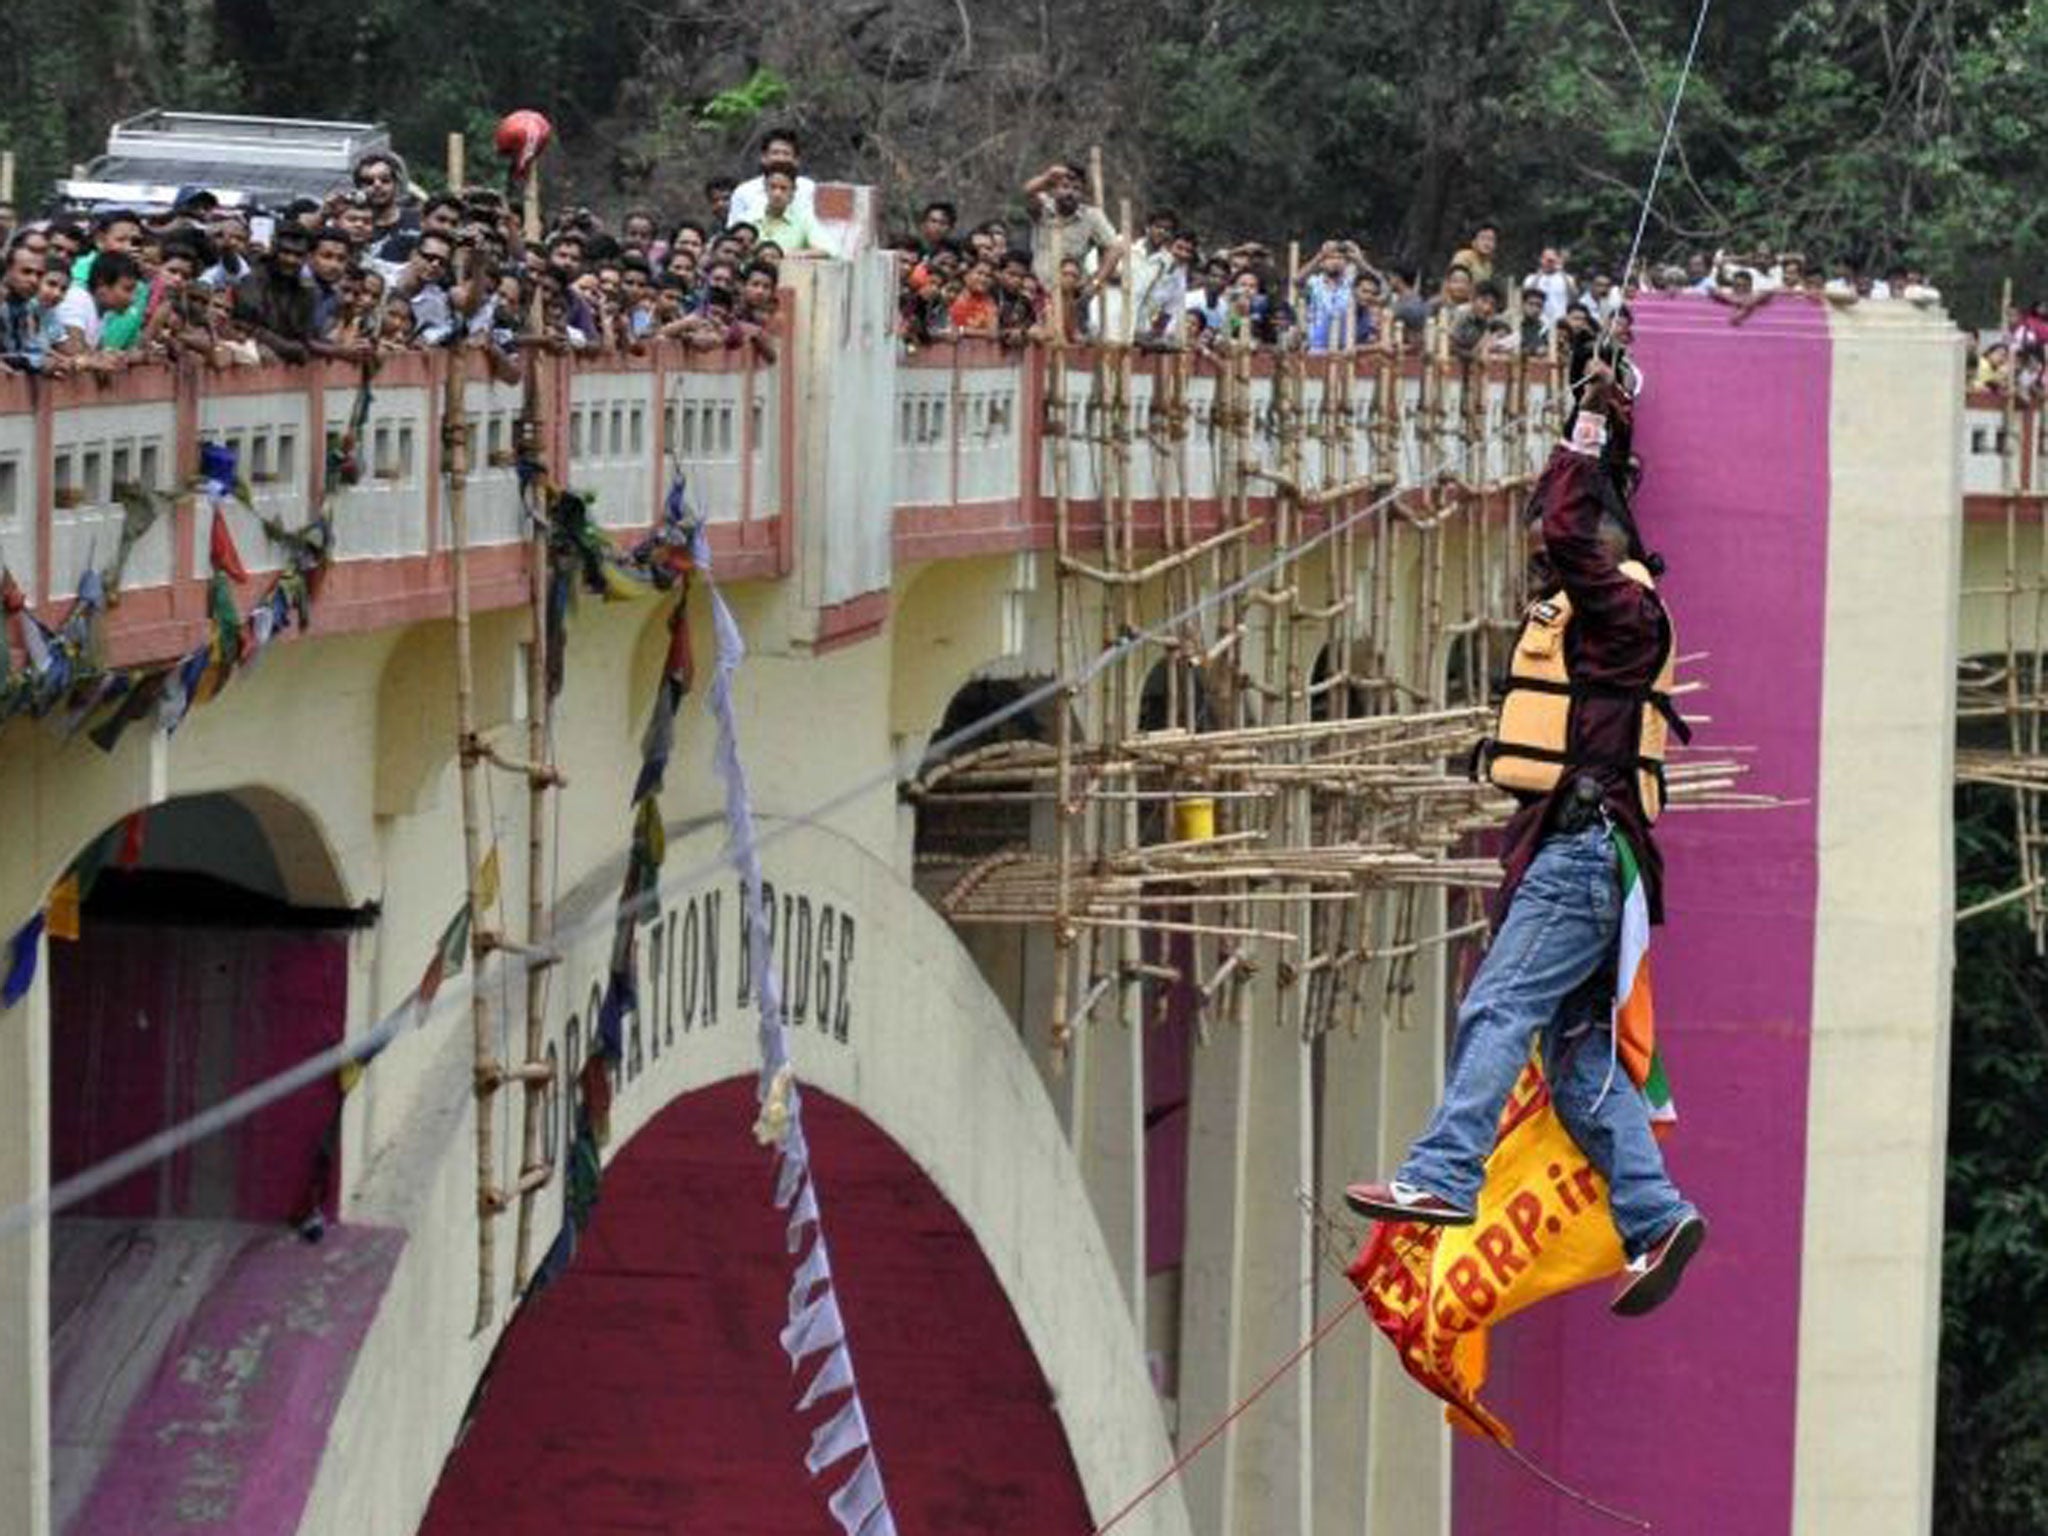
493 110 553 179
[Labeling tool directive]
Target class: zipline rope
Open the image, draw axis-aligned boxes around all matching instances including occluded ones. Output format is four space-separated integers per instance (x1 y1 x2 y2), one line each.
1082 1283 1653 1534
1613 0 1716 305
1090 1293 1365 1536
1576 0 1719 397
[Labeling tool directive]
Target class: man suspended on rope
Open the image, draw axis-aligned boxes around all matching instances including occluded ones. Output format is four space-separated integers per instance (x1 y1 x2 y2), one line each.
1345 342 1707 1317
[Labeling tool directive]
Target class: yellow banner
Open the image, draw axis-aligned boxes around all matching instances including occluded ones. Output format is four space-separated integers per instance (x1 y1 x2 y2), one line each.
1348 1058 1627 1442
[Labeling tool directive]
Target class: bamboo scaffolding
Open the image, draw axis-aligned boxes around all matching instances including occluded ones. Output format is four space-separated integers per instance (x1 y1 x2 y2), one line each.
919 300 1769 1052
1954 286 2048 950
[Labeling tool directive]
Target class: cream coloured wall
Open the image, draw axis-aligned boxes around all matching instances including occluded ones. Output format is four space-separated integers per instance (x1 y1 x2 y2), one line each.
0 627 402 1536
1793 302 1963 1535
1956 513 2045 663
301 812 1194 1536
0 573 1187 1536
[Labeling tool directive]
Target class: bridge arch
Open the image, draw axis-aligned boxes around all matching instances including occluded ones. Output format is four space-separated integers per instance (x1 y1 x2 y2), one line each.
422 1076 1094 1534
44 786 371 1535
300 816 1191 1536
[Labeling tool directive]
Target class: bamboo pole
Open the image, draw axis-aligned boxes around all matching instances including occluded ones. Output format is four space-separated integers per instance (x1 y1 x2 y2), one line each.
447 132 465 193
1049 267 1079 1064
443 285 500 1335
512 160 559 1293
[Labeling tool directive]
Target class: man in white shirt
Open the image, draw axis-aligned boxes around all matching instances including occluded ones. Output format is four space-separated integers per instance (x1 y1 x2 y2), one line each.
53 250 141 351
1130 208 1178 266
1525 247 1577 329
727 127 817 228
1132 228 1195 347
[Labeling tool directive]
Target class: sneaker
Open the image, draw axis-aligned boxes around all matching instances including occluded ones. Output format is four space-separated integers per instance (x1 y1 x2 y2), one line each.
1610 1214 1707 1317
1342 1179 1474 1226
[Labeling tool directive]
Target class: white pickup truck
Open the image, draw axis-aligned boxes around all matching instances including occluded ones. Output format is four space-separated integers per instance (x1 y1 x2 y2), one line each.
56 109 395 216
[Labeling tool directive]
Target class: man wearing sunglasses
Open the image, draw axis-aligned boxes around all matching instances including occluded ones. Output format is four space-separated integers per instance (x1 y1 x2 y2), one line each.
393 229 462 345
351 150 418 245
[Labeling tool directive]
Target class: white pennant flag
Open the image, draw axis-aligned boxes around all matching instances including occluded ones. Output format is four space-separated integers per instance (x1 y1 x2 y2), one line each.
775 1143 807 1210
696 540 900 1536
786 1181 820 1253
806 1396 870 1476
827 1451 887 1533
790 1236 832 1314
780 1287 845 1366
19 615 51 675
797 1342 855 1411
246 604 275 664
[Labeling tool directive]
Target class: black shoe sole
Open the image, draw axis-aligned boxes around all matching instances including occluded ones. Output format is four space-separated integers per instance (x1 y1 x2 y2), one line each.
1611 1214 1707 1317
1342 1187 1475 1225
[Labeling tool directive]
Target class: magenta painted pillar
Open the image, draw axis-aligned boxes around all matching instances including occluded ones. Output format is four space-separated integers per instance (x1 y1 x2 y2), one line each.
1453 298 1834 1536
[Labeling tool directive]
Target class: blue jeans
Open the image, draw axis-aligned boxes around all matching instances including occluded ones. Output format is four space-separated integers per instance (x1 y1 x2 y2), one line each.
1397 824 1695 1259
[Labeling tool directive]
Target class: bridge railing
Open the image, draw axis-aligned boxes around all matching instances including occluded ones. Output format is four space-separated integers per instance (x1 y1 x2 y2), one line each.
0 331 794 664
888 340 1566 558
19 308 2014 669
1963 390 2048 509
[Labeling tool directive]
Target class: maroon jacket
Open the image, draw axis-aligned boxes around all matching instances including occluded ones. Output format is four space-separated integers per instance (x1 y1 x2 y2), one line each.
1493 446 1669 926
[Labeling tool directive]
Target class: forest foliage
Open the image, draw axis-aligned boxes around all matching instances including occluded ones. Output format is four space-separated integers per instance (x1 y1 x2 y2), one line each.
1942 787 2048 1535
1 0 2043 319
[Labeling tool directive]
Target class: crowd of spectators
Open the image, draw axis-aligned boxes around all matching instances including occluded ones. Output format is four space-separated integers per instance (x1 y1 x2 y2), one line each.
0 129 857 379
890 161 1951 364
1970 299 2048 400
0 125 1963 385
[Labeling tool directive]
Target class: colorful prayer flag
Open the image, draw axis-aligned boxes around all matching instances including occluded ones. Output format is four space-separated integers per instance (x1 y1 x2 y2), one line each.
117 810 147 868
473 845 502 912
209 504 250 583
45 875 82 942
2 914 45 1008
416 903 474 1004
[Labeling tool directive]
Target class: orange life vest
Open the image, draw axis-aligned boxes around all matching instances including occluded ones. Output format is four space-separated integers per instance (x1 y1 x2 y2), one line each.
1477 561 1688 822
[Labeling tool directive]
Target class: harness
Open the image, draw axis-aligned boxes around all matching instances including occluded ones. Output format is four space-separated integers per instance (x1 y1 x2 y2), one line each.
1473 560 1691 822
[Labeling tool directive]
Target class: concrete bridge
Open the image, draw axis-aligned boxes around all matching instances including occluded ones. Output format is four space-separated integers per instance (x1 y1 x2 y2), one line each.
0 261 1977 1536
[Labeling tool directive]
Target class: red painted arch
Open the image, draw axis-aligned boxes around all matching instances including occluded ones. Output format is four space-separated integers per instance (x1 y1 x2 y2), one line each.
421 1077 1095 1535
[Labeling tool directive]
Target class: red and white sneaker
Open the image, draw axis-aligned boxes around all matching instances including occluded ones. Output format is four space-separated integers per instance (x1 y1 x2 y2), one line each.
1611 1214 1707 1317
1342 1179 1474 1226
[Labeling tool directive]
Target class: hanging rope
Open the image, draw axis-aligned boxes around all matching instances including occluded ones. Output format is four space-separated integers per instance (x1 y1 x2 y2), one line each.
1090 1293 1365 1536
1081 1279 1655 1534
1612 0 1717 314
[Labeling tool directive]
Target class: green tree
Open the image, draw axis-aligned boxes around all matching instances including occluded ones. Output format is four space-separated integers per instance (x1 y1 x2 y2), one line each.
1938 786 2048 1533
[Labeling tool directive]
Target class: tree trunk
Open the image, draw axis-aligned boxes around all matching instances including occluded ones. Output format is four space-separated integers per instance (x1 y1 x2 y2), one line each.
183 0 215 75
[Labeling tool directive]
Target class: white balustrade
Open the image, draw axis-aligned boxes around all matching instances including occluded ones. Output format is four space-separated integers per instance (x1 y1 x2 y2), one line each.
893 365 955 510
0 406 37 603
50 400 178 600
660 366 755 527
329 385 430 559
199 391 314 576
955 364 1022 506
455 376 529 547
568 370 655 532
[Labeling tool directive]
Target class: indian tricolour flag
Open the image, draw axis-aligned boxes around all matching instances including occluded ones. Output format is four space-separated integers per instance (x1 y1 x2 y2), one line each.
1612 829 1676 1126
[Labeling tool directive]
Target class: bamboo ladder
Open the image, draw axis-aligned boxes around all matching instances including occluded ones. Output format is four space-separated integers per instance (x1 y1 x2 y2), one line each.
442 144 561 1332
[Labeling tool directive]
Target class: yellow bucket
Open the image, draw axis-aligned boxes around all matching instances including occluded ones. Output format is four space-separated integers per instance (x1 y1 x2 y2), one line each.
1172 797 1216 842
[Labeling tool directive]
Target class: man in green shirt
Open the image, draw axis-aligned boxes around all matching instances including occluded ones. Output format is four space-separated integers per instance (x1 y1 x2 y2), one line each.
70 210 149 351
751 169 835 259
